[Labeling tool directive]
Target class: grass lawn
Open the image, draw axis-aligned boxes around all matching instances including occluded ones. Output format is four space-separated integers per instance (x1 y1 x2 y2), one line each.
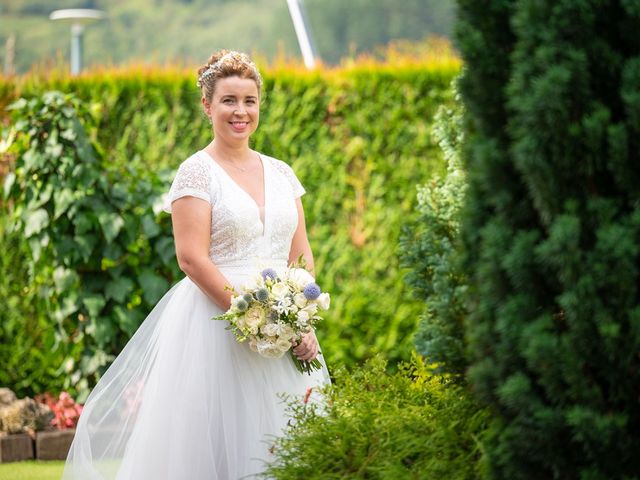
0 460 64 480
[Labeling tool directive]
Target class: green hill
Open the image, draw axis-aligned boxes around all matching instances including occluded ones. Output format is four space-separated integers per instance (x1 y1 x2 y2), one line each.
0 0 454 73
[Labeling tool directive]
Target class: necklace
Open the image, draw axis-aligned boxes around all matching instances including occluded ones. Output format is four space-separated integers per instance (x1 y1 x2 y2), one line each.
225 159 247 172
222 153 258 173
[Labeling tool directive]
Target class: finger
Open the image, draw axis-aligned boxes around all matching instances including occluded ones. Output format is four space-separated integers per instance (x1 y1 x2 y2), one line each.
294 346 308 358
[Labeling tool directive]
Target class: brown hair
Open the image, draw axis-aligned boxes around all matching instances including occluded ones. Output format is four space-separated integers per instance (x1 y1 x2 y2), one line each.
197 50 263 105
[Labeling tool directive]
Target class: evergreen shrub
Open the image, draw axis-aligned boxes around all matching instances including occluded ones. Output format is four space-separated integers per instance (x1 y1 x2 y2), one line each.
400 84 468 376
263 356 488 480
457 0 640 478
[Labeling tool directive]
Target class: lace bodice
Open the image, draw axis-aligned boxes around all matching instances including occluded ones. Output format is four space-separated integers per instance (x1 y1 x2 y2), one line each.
163 150 305 270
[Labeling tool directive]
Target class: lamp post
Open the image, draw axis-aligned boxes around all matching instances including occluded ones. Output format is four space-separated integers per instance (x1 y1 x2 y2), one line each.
285 0 319 69
50 9 105 75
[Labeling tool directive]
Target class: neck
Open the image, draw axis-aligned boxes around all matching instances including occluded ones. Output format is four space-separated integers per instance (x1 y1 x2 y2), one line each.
210 139 252 162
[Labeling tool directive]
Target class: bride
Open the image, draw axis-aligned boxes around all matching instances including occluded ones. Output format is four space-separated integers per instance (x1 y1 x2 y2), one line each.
63 50 330 479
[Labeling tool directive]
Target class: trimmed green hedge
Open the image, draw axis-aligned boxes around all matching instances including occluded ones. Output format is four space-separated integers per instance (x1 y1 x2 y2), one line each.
0 62 458 396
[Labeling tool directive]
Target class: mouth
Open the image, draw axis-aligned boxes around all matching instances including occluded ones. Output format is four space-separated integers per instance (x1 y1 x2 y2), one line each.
229 121 250 132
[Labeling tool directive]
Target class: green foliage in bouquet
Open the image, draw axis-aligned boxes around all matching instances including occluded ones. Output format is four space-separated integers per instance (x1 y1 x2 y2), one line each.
1 92 180 401
0 62 458 384
400 84 468 377
262 356 488 480
457 0 640 478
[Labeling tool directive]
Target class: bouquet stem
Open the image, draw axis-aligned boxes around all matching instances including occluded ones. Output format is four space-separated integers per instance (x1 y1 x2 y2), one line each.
290 352 323 375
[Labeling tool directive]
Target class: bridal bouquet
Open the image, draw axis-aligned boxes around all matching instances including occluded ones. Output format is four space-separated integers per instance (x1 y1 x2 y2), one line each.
213 267 330 374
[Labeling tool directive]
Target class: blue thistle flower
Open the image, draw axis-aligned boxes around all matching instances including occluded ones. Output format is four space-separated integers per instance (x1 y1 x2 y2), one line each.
303 282 321 300
256 288 269 302
235 298 248 312
261 268 278 281
242 293 254 303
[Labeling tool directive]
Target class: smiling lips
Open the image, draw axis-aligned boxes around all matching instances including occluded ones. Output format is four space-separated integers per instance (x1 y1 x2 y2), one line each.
230 121 249 132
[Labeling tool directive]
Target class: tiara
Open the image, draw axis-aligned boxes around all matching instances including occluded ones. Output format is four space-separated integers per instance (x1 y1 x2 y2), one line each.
196 51 260 88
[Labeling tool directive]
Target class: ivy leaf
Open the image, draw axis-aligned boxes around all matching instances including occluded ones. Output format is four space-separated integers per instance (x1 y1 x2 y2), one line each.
114 305 144 337
98 212 125 242
53 266 79 294
74 234 96 262
139 269 169 305
83 295 106 318
79 349 111 375
24 208 49 237
154 236 176 266
105 277 135 303
141 215 161 238
3 172 15 199
53 188 75 219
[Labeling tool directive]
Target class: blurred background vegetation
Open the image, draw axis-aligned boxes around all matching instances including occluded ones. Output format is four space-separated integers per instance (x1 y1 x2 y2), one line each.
0 0 455 73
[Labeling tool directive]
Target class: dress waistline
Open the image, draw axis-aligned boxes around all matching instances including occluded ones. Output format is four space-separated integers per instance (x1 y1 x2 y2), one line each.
213 258 289 273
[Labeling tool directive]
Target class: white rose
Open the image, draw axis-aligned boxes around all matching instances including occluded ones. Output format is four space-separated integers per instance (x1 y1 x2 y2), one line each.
271 282 290 298
302 303 318 316
245 306 266 333
286 268 315 289
316 292 330 310
256 338 287 358
297 310 310 324
293 292 308 308
261 323 278 337
248 337 258 352
235 314 248 330
276 337 293 353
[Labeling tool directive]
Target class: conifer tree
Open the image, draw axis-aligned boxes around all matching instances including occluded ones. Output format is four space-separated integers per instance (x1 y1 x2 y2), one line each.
456 1 640 478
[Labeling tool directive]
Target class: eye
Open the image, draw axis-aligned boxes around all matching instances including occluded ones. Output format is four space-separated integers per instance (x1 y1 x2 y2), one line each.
222 98 234 104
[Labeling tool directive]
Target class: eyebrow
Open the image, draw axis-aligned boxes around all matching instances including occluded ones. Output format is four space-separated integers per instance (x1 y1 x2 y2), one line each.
220 94 258 99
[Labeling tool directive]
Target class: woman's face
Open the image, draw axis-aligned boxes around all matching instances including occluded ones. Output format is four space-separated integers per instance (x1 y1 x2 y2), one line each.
204 76 260 145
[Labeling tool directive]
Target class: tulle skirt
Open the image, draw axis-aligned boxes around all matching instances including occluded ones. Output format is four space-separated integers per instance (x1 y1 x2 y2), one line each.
62 265 330 480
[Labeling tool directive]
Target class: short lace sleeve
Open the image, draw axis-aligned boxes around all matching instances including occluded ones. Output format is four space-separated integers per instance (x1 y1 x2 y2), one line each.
162 154 213 213
270 158 306 198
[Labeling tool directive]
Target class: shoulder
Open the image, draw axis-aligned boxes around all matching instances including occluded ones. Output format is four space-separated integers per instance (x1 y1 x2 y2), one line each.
176 151 212 175
261 153 306 198
262 154 297 178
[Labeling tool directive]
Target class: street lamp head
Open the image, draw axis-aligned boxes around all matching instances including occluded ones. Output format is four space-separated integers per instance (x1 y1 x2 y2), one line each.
49 9 105 23
50 9 105 75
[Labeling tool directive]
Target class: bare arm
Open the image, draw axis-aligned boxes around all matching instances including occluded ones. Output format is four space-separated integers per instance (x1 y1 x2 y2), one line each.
289 196 320 361
288 197 315 276
171 196 234 310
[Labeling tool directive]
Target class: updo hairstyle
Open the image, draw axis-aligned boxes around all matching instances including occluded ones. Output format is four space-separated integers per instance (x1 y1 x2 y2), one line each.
196 50 263 105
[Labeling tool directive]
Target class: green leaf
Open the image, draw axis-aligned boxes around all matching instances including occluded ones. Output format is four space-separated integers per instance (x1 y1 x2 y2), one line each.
141 215 161 238
114 305 144 337
154 236 175 265
7 97 27 111
105 277 135 303
79 349 110 375
53 266 79 293
139 269 169 305
74 234 96 262
53 188 75 219
98 212 125 242
83 295 107 318
2 172 15 198
24 208 49 237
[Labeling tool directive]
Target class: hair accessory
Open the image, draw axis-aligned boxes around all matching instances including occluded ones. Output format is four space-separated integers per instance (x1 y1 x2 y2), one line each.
196 51 259 88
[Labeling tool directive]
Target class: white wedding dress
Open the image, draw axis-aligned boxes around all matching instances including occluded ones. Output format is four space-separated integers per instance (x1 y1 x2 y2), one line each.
63 150 330 480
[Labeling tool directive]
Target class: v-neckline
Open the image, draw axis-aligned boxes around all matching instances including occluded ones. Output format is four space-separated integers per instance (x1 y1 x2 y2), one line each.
200 149 268 231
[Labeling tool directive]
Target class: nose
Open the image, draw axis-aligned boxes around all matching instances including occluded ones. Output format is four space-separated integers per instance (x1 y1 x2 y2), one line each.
234 103 247 115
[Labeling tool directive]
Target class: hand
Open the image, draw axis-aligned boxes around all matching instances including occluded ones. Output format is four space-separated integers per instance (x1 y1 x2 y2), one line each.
293 330 319 362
